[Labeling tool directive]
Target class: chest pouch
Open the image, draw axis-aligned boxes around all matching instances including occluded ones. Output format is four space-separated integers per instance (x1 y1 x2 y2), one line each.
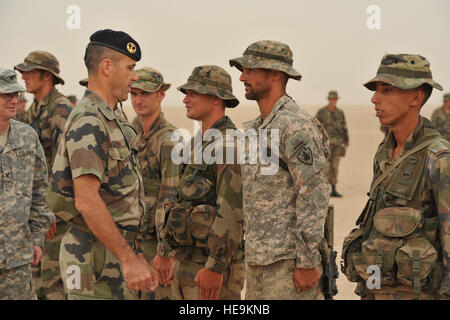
179 163 215 204
188 204 217 247
341 228 365 282
165 202 193 247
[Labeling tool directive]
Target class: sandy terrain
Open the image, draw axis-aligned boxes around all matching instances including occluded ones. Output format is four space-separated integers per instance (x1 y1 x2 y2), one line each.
123 102 438 300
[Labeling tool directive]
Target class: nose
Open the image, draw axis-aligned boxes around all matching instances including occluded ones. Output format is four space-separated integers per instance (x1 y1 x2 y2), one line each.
131 70 138 82
183 95 189 104
239 72 246 82
371 90 380 105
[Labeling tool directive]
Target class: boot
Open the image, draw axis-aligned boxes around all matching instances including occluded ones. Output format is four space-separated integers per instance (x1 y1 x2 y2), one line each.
330 184 342 198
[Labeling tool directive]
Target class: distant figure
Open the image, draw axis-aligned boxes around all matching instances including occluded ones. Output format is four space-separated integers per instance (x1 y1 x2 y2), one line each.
430 92 450 141
14 92 28 122
67 95 77 107
315 90 349 197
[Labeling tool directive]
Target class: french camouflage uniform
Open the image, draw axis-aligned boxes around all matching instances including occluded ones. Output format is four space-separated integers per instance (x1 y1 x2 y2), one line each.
230 41 330 300
0 68 55 300
46 29 146 300
161 66 245 300
131 68 178 300
15 51 73 300
430 93 450 141
341 54 449 300
315 91 349 188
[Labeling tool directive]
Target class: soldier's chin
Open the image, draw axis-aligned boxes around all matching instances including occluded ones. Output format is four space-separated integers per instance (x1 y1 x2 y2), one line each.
245 92 258 101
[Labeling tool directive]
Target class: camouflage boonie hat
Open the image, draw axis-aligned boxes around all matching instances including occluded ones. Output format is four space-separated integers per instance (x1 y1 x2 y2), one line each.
131 67 171 93
327 90 339 99
443 93 450 102
0 68 25 94
79 78 88 87
229 40 302 81
364 53 442 91
14 51 65 85
178 65 239 108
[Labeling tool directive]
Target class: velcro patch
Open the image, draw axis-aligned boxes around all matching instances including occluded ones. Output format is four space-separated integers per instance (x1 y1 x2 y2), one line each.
297 147 313 165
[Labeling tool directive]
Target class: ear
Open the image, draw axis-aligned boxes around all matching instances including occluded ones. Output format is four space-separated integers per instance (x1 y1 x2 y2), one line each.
100 58 114 77
411 88 425 108
158 89 166 101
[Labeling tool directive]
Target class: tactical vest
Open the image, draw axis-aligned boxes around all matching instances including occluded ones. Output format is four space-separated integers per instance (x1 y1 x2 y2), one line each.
341 134 446 298
164 121 235 250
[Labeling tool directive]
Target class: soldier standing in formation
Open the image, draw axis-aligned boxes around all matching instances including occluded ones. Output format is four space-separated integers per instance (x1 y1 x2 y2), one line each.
341 53 449 300
229 40 330 300
14 51 73 300
315 90 349 197
14 92 28 122
47 29 158 300
159 65 245 300
130 67 179 300
431 93 450 141
0 68 54 300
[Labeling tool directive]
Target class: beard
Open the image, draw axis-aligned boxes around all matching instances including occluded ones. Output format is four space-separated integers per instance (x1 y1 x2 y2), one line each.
244 83 269 101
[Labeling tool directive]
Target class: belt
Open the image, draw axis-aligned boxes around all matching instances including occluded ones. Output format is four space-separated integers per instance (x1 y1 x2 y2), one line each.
71 216 138 241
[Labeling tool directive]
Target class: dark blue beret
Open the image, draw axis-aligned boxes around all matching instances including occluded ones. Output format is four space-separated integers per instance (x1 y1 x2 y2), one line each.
88 29 141 61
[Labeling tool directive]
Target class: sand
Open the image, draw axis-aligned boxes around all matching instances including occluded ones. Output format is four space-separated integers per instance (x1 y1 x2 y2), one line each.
122 102 438 300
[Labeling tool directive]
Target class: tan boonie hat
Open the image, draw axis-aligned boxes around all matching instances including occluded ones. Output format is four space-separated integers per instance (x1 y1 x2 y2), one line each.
327 90 339 99
178 65 239 108
131 67 171 93
229 40 302 81
443 93 450 102
14 51 65 85
364 53 442 91
0 68 25 94
79 78 88 87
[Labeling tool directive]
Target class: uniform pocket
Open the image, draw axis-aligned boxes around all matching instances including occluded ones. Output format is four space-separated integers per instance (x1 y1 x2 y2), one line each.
341 228 365 282
107 147 134 189
166 203 193 246
179 164 214 202
188 204 217 240
374 207 422 238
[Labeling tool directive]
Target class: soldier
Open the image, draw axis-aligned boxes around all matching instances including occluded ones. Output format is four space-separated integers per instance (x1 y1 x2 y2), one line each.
14 92 28 122
14 50 73 300
130 67 178 300
341 53 449 300
430 93 450 141
67 95 77 107
0 68 54 299
159 65 245 300
229 40 330 300
46 29 158 299
315 90 349 197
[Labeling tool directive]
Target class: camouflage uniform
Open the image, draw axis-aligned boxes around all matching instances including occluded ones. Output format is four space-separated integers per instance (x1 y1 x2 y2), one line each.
229 41 330 300
430 93 450 141
14 92 28 123
161 66 245 300
131 68 178 300
341 54 449 300
0 68 55 300
315 91 349 192
15 51 73 300
47 88 146 300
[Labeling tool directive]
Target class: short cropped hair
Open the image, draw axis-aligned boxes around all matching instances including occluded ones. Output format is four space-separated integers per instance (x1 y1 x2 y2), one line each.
84 44 121 74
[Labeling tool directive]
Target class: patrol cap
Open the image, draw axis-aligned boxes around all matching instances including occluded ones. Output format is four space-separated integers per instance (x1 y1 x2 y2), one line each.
14 51 65 85
88 29 141 61
131 67 171 93
0 68 25 94
229 40 302 81
178 65 239 108
444 93 450 102
364 53 442 91
67 95 77 104
79 78 88 87
327 90 339 99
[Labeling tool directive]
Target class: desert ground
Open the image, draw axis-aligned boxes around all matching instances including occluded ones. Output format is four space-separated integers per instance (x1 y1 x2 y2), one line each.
123 101 438 300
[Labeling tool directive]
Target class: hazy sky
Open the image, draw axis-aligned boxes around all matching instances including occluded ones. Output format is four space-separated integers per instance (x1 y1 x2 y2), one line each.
1 0 449 109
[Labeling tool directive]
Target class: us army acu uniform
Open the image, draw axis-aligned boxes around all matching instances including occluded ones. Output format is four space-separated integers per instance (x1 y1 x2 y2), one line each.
131 68 178 300
430 93 450 141
161 66 245 300
0 68 54 300
14 51 73 300
315 91 349 196
46 30 146 300
341 54 450 300
229 41 330 300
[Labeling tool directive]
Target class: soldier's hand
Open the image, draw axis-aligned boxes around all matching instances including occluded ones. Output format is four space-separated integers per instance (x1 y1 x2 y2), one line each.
194 267 223 300
122 254 158 293
45 220 57 240
32 245 43 266
293 267 320 292
153 254 176 287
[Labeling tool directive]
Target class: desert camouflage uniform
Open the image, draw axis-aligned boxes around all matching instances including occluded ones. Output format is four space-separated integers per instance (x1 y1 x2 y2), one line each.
47 89 146 300
341 54 449 300
0 117 55 300
430 94 450 141
132 114 179 300
161 66 245 300
230 40 329 300
315 103 349 186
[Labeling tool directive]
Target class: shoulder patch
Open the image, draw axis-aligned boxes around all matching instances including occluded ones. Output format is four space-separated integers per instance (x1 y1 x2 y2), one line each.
297 146 313 165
